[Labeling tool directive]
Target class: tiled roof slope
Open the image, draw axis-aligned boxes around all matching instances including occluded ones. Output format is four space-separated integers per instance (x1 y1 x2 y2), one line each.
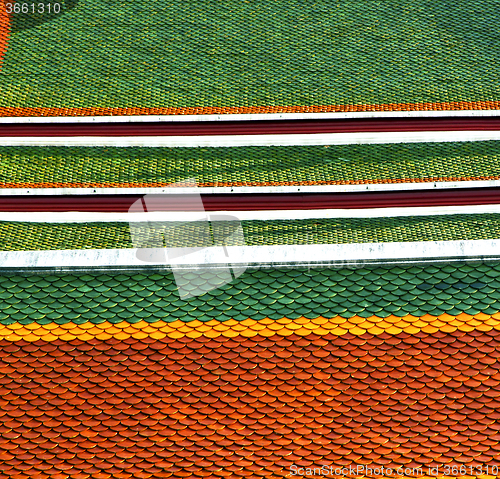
0 265 500 477
1 142 500 189
2 1 500 116
1 264 500 330
1 213 500 250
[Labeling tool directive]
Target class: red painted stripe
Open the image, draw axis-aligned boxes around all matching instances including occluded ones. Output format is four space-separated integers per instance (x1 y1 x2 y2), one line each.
1 117 500 136
1 188 500 212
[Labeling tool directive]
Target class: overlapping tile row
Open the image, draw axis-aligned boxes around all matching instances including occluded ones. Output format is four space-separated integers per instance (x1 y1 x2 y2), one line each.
4 102 500 118
1 330 500 478
3 1 500 115
1 264 500 329
1 142 500 189
2 213 500 250
5 311 500 343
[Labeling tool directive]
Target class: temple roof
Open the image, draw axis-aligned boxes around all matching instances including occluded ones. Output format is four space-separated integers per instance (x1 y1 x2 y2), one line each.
1 1 500 476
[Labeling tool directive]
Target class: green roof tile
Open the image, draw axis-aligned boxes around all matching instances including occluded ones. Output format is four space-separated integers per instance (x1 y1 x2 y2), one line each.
2 1 500 114
1 214 499 250
1 142 500 189
0 263 497 325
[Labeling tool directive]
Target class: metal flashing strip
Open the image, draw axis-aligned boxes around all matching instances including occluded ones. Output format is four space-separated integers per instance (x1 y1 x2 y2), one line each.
2 131 500 147
2 118 500 136
4 204 500 223
0 110 500 123
1 239 500 270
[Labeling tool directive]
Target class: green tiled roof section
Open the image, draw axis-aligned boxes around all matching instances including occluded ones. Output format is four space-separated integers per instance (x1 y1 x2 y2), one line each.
3 0 500 110
1 214 500 251
1 262 500 325
2 142 500 187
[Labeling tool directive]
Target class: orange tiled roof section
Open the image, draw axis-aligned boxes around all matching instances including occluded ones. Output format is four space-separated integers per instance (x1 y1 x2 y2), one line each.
0 7 9 69
0 330 499 478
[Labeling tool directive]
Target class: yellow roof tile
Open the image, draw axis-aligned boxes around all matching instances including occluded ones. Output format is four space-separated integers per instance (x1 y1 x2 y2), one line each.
79 332 96 341
311 317 329 325
60 333 77 341
256 329 276 337
221 329 240 338
386 326 403 335
168 331 185 339
404 325 420 334
185 330 203 339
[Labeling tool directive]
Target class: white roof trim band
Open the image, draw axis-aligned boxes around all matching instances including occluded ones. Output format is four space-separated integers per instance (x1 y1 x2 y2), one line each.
1 239 500 268
1 130 500 147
